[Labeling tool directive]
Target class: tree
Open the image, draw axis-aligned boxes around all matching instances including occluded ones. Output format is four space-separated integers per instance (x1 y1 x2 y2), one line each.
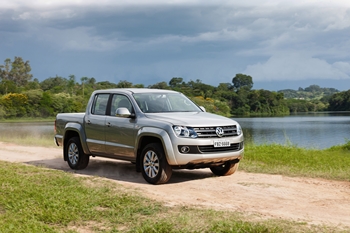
304 85 321 93
0 58 11 82
217 83 233 91
67 75 76 96
24 89 43 117
148 82 170 89
0 57 33 87
10 57 33 86
1 57 33 93
25 78 40 90
39 91 54 117
0 80 17 94
169 77 183 88
40 76 68 93
81 76 88 98
133 83 145 88
96 81 118 89
232 74 253 91
328 90 350 111
116 80 133 88
1 93 28 117
187 79 214 98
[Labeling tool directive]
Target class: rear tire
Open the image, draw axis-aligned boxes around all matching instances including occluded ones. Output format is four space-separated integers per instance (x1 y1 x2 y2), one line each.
66 137 89 170
141 143 172 184
210 161 239 176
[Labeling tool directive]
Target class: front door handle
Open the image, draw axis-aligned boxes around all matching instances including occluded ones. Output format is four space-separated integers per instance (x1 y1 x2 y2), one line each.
106 122 111 127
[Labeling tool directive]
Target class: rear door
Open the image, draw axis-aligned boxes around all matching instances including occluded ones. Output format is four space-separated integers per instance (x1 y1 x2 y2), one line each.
84 93 109 155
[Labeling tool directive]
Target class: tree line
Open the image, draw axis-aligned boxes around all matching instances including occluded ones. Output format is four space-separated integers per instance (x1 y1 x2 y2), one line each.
0 56 348 119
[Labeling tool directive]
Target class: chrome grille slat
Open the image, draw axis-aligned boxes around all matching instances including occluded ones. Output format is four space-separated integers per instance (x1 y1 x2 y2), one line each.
194 125 238 138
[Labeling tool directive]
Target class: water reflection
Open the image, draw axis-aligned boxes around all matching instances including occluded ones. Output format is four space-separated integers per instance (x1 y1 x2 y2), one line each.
235 112 350 149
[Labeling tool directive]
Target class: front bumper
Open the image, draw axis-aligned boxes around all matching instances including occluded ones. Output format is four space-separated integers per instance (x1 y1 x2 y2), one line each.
164 133 244 166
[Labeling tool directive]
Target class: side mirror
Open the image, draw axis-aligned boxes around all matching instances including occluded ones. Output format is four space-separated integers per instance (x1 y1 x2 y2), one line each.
200 106 206 112
115 108 134 118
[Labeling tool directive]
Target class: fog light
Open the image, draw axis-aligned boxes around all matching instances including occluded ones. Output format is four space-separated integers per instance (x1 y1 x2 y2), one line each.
180 146 190 153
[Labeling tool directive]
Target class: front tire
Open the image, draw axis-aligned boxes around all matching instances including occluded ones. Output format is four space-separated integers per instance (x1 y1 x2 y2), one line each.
141 143 172 185
66 137 89 170
210 161 239 176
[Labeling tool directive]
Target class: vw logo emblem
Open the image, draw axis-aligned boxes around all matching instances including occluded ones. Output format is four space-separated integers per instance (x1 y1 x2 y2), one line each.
216 127 224 137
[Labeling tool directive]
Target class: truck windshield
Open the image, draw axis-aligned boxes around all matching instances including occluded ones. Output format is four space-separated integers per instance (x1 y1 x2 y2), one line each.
133 93 202 113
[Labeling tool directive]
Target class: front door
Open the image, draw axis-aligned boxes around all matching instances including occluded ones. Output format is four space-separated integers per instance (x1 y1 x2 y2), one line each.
105 94 137 159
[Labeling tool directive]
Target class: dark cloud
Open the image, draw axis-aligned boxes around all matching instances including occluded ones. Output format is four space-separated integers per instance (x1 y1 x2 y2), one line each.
0 1 350 90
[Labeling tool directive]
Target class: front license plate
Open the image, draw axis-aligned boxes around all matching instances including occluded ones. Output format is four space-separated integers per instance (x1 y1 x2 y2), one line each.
213 140 230 147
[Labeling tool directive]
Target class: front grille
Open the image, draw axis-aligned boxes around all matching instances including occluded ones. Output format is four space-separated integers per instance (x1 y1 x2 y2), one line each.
198 142 242 153
193 125 238 138
178 142 243 154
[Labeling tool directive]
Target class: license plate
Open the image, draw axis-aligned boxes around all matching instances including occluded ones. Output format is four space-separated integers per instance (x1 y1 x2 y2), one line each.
213 140 230 147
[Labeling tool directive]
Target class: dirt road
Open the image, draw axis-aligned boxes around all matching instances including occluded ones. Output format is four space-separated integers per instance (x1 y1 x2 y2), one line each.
1 141 349 228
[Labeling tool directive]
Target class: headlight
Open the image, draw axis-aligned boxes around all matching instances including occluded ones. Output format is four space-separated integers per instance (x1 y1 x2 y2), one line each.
173 126 198 138
236 124 242 136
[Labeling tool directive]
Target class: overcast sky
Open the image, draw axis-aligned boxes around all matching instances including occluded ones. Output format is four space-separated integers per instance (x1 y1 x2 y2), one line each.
1 0 350 91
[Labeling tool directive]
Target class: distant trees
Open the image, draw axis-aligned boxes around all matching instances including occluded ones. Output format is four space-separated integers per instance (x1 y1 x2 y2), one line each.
0 56 346 119
0 57 33 94
40 76 68 93
328 90 350 111
278 85 339 100
149 81 170 90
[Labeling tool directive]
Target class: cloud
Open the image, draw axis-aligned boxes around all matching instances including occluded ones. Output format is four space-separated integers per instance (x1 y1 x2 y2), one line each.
333 61 350 74
36 27 128 51
1 0 350 91
244 53 350 81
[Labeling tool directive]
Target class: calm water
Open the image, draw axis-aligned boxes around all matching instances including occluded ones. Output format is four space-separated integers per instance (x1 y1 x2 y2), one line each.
0 112 349 149
235 112 350 149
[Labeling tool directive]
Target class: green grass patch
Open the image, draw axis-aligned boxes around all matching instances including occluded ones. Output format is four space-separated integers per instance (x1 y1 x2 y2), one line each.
0 134 54 147
0 161 343 233
241 142 350 181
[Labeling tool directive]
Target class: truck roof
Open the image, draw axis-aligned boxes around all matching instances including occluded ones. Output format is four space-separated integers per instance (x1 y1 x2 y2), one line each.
97 88 179 94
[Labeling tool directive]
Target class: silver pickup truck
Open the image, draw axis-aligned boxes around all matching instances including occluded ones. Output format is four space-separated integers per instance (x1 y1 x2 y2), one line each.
54 88 244 184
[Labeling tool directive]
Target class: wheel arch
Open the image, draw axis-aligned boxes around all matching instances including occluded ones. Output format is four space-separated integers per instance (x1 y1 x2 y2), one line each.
135 127 177 172
63 123 90 161
135 135 162 172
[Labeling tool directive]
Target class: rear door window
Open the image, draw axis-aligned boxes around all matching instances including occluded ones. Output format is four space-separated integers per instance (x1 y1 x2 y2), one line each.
91 94 110 115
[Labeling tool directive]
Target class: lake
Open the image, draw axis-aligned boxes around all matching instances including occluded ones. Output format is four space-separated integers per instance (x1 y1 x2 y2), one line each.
0 112 349 149
235 112 350 149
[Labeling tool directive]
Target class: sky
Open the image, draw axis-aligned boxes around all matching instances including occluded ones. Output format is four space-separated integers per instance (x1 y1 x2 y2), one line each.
1 0 350 91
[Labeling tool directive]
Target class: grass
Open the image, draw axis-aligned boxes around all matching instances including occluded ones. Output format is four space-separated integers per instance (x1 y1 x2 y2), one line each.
0 134 54 147
241 141 350 181
0 161 344 233
1 130 350 232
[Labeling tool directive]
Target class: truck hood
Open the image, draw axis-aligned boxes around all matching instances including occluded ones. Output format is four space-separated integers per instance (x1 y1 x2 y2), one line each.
144 112 239 126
